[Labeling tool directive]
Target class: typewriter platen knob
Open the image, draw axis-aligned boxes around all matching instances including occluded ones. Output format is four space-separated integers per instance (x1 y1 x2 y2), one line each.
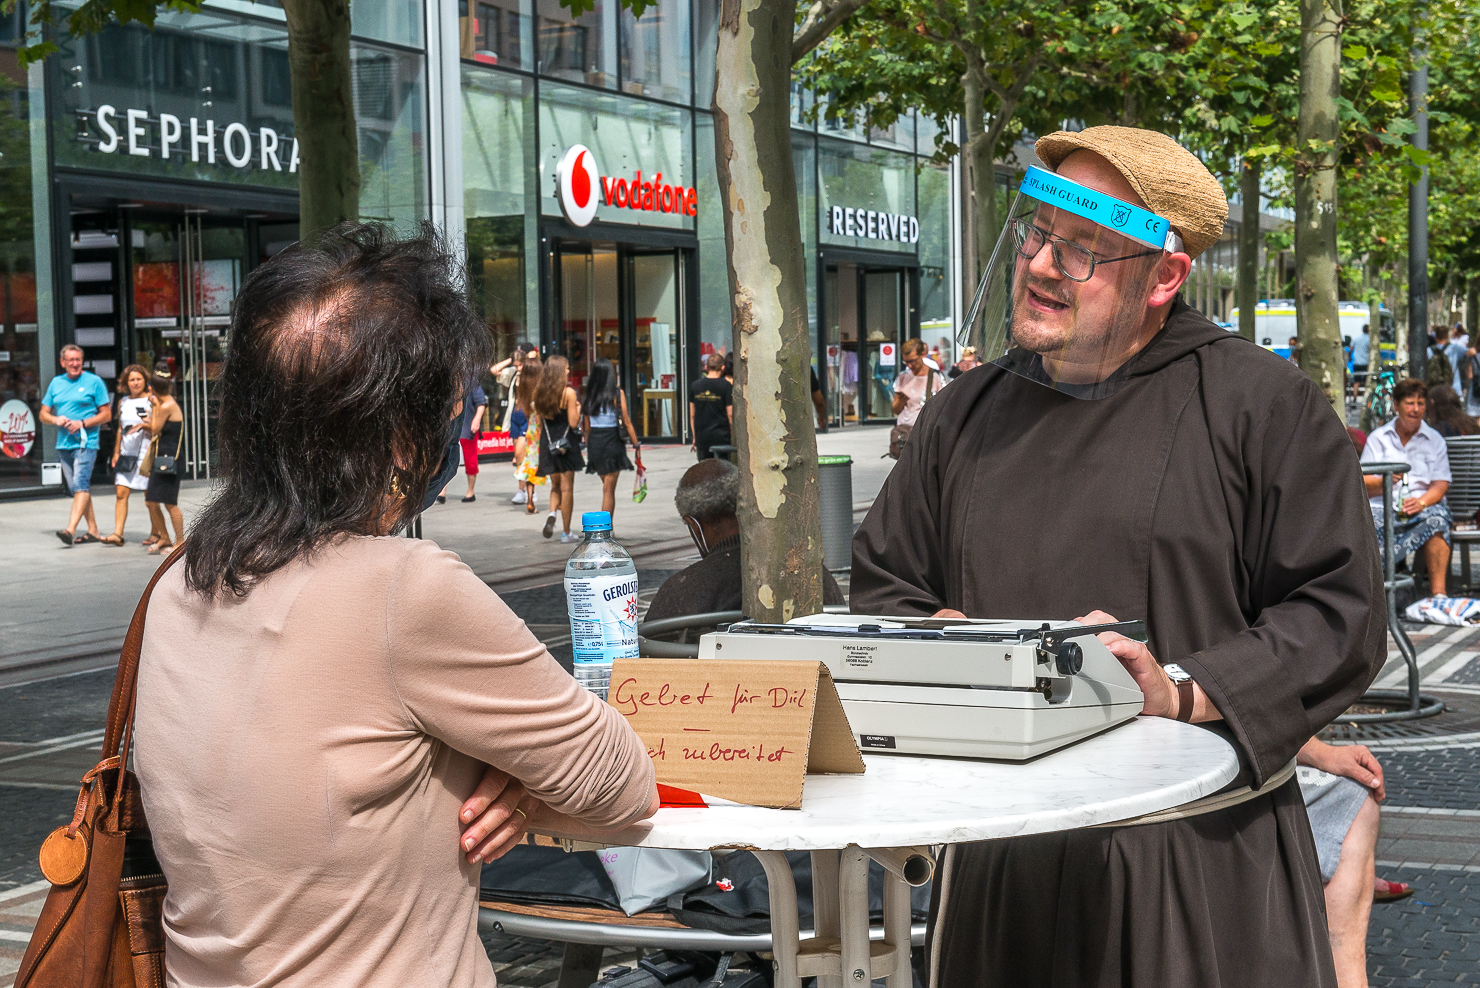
1054 642 1083 677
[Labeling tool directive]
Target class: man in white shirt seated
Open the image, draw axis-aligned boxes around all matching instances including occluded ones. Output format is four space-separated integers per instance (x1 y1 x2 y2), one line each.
1360 377 1453 594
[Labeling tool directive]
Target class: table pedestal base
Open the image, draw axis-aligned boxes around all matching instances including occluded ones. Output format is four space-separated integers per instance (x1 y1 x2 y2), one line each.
754 847 914 988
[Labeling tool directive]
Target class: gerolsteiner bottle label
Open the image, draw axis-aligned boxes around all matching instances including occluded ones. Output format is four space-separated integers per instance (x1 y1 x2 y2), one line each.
566 572 640 665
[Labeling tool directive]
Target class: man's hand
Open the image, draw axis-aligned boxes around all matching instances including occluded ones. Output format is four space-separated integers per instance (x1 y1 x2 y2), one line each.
63 418 82 434
1076 610 1180 718
931 608 967 619
1401 496 1425 516
458 765 541 864
1298 739 1385 801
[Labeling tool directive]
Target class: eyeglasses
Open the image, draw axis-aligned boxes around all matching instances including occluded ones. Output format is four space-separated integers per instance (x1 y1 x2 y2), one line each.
1010 216 1164 283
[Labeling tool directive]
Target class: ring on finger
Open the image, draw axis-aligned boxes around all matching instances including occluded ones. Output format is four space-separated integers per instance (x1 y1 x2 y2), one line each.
512 807 528 824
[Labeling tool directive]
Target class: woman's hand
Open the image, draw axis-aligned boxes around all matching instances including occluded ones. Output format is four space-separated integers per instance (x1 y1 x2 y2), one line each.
1401 496 1425 515
458 764 541 864
1298 739 1385 800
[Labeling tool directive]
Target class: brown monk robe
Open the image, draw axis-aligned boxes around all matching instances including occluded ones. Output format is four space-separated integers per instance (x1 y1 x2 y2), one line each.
851 298 1385 987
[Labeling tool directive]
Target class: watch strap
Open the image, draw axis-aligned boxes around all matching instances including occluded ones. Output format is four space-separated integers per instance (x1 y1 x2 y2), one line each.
1176 679 1195 722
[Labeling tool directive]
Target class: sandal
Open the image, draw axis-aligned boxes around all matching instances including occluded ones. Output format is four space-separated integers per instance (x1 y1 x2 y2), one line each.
56 529 75 546
100 534 125 546
142 535 160 547
74 532 101 544
148 541 174 555
1374 878 1414 903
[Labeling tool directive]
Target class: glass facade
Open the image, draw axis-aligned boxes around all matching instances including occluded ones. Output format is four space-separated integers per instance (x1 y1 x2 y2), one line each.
4 0 954 492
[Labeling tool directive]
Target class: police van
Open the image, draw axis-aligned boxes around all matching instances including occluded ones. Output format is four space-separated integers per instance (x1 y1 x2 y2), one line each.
1228 300 1396 365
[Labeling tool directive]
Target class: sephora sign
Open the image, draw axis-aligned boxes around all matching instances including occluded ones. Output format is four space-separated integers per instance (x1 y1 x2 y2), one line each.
85 105 299 172
556 144 696 227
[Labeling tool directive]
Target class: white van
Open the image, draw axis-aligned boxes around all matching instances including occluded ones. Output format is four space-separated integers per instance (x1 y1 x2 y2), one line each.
1228 300 1395 364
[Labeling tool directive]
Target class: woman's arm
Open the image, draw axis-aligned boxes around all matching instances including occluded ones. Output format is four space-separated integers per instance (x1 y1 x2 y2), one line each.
111 409 123 464
566 388 581 428
619 390 641 449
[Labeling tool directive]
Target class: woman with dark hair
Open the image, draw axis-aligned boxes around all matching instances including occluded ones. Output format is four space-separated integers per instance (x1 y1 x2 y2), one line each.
142 373 186 555
1426 384 1480 437
102 363 151 546
513 349 545 513
582 357 641 522
133 225 657 988
1362 377 1454 595
534 355 583 541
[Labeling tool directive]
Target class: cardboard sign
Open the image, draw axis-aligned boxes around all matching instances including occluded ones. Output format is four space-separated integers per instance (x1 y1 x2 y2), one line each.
609 659 865 809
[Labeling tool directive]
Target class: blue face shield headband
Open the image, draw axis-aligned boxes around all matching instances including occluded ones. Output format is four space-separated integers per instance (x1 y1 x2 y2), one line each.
955 167 1187 399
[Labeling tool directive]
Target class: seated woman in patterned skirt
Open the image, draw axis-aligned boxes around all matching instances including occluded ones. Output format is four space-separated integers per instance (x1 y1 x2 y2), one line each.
1360 377 1453 594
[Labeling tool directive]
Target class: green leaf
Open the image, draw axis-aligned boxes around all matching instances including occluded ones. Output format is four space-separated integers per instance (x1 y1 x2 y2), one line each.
1249 114 1275 127
1342 45 1368 60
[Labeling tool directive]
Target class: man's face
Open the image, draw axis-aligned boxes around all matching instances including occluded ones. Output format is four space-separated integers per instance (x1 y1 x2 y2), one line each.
59 350 83 377
1008 154 1164 369
904 351 926 375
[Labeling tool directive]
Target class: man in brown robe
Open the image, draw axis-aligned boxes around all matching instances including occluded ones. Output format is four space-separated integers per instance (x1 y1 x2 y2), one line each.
852 126 1385 987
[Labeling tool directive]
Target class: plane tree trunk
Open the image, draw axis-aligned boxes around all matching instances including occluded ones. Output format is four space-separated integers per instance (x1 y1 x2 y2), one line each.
283 0 360 236
714 0 825 622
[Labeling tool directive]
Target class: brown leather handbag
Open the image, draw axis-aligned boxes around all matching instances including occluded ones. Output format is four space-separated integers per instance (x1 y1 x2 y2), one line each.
16 549 186 988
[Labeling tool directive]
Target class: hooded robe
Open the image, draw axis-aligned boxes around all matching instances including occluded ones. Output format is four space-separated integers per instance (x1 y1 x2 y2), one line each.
851 299 1385 988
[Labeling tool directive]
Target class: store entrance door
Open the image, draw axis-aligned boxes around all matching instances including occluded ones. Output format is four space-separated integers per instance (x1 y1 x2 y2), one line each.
824 262 912 425
65 192 297 482
551 239 686 442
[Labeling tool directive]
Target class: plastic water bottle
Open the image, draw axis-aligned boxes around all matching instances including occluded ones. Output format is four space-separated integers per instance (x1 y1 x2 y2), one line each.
564 511 639 699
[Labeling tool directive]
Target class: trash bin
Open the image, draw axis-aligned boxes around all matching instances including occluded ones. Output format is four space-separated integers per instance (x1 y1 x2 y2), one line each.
818 454 854 572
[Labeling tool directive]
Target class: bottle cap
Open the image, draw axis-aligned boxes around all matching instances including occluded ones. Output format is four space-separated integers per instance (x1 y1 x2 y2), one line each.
581 511 612 532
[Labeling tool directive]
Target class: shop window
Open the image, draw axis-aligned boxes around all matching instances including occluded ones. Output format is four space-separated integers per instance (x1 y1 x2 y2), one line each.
818 139 917 251
262 47 292 107
538 0 616 90
463 66 535 355
0 69 44 492
619 0 690 104
462 0 531 70
917 161 952 360
694 0 718 107
350 0 424 49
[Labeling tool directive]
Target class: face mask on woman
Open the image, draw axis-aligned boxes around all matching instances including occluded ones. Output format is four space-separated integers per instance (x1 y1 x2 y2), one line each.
419 429 462 513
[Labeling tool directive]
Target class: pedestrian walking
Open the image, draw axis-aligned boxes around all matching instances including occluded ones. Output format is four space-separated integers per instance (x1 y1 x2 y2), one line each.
511 349 542 508
39 343 111 545
101 363 151 546
133 223 656 988
534 355 583 541
438 382 486 503
581 357 642 523
143 374 186 556
689 353 732 460
888 338 946 459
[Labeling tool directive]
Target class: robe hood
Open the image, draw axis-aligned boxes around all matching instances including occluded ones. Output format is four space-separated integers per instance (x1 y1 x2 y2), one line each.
1122 296 1239 378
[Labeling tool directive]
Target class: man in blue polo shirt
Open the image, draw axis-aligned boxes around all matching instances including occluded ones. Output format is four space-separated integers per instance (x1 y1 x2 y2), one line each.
40 344 112 545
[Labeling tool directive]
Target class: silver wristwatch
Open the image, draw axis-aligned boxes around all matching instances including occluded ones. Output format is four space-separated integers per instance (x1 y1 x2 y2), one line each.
1162 663 1195 722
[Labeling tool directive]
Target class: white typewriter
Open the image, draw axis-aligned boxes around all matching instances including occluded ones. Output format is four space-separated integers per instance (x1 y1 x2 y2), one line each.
698 615 1145 760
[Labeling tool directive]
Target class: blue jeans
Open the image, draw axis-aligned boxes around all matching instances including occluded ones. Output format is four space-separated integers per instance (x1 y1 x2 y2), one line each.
57 447 97 495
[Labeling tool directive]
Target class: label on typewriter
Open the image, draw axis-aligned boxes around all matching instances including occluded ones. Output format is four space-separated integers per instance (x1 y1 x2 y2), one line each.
841 643 878 669
859 734 897 749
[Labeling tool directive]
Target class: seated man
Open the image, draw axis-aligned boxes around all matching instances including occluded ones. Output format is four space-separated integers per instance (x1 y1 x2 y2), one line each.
646 459 844 625
1297 737 1411 988
1361 377 1452 595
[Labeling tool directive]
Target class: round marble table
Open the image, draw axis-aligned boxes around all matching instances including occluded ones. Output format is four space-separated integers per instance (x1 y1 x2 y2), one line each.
539 717 1240 988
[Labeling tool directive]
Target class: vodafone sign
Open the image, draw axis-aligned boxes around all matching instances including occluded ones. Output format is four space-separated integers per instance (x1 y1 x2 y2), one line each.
557 145 601 226
555 144 696 227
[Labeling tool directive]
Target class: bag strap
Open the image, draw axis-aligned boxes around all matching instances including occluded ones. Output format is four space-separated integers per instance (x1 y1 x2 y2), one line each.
171 415 184 459
100 547 188 763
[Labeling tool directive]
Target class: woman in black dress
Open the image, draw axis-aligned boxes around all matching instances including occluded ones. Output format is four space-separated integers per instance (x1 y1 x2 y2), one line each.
144 374 186 555
533 356 583 542
581 358 641 524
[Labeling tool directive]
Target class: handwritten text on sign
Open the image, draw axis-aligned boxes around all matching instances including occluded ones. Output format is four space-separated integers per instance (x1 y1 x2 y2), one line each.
608 658 863 809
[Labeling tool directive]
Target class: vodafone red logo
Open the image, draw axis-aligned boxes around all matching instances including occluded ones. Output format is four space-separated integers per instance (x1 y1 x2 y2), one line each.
557 144 600 226
557 144 697 226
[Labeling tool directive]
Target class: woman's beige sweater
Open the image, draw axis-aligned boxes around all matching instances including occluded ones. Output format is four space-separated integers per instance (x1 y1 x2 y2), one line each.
135 536 655 987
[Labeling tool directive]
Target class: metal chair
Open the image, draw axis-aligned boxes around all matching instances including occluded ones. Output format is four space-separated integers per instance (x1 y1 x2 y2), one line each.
1443 436 1480 591
1337 461 1444 723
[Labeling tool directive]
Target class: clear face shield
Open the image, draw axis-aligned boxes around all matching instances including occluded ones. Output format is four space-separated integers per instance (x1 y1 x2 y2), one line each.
958 166 1186 398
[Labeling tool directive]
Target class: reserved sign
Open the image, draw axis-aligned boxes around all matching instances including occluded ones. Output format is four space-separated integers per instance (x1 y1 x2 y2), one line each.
608 659 864 809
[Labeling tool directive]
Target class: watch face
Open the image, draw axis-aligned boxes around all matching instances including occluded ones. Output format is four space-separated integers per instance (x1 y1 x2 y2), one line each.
1163 663 1192 683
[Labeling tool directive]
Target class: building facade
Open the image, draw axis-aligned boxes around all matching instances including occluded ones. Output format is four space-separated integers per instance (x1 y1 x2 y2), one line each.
0 0 959 496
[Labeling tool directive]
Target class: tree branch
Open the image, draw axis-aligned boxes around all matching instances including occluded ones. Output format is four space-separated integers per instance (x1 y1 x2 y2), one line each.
793 0 869 64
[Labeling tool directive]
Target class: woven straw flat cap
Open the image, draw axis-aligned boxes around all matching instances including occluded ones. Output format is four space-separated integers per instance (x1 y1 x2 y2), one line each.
1034 126 1227 259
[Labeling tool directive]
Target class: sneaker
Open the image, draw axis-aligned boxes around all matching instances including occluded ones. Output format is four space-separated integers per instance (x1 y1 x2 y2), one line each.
511 491 527 505
542 514 557 539
560 532 579 543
